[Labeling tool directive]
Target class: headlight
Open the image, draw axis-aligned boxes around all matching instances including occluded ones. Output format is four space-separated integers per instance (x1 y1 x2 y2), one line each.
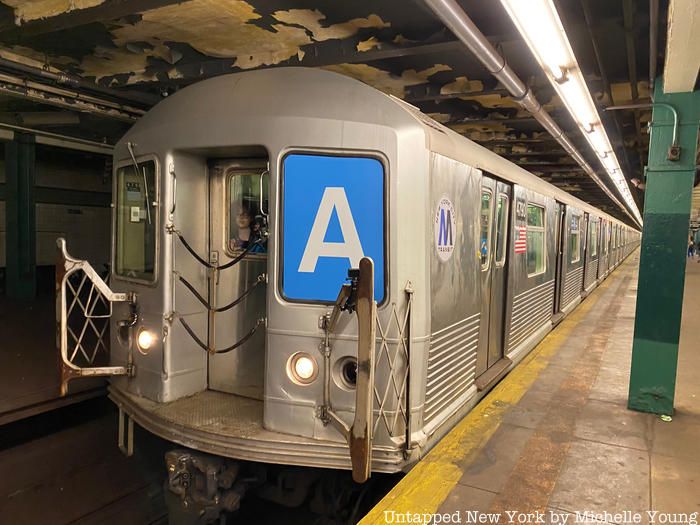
137 328 156 353
287 352 318 385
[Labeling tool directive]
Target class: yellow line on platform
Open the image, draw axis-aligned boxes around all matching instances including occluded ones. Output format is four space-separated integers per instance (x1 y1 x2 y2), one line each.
360 258 633 525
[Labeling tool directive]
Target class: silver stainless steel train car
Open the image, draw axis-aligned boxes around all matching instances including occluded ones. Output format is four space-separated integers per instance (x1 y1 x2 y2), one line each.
55 68 639 520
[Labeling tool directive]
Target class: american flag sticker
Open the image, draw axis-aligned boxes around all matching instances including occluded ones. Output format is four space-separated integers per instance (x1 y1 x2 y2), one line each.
514 225 527 254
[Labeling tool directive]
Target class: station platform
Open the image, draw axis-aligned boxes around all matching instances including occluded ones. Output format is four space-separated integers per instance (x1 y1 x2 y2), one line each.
0 294 104 425
361 252 700 524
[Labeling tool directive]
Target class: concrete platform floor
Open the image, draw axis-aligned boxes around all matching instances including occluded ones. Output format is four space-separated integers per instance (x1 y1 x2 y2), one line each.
362 252 700 525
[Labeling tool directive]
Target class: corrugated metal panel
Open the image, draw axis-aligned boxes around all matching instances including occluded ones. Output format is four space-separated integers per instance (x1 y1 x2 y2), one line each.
585 259 599 288
423 313 480 425
508 279 554 351
561 266 584 308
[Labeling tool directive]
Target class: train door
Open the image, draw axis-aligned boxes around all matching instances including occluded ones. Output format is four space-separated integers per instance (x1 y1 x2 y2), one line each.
581 212 589 293
207 159 268 399
476 176 511 387
598 219 605 278
552 202 566 317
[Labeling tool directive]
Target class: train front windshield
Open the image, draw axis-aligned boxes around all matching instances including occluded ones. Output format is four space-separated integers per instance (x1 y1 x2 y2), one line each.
115 160 157 282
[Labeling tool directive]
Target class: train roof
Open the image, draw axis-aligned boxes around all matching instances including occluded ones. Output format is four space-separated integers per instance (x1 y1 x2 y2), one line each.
121 67 633 229
389 96 632 229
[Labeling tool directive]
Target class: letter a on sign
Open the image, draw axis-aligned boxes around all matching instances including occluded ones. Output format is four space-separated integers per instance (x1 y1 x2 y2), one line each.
298 187 364 272
283 154 385 302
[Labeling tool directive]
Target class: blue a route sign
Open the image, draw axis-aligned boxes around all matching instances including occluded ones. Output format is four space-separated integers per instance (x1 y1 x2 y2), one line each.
282 153 385 302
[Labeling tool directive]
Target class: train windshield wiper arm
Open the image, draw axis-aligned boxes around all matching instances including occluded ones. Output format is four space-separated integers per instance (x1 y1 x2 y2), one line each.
127 141 152 225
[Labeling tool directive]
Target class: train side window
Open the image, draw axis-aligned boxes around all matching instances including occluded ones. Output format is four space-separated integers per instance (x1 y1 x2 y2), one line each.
115 160 157 283
569 215 581 263
590 221 599 257
601 224 607 255
526 203 546 276
495 194 509 266
227 170 268 256
480 190 493 270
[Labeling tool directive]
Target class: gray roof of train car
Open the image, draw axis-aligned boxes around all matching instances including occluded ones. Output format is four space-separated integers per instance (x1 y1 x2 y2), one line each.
118 67 634 231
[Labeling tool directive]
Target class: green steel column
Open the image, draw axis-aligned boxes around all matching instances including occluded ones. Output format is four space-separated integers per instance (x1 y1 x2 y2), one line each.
5 133 36 300
628 81 700 415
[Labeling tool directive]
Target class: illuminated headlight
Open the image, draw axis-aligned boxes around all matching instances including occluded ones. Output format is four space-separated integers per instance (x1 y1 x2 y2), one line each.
137 328 156 353
287 352 318 385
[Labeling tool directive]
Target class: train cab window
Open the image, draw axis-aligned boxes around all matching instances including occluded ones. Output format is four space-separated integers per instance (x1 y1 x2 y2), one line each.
115 160 157 282
495 194 509 266
227 170 268 256
569 215 581 263
480 190 493 270
590 221 599 257
526 204 546 276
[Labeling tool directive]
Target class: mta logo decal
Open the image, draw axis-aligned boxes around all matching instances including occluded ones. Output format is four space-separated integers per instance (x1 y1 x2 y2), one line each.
434 196 456 262
282 154 385 302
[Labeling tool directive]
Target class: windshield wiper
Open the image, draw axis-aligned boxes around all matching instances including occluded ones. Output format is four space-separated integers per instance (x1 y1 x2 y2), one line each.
126 141 152 225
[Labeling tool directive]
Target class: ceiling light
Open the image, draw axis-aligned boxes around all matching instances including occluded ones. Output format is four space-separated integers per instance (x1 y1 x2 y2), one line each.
500 0 642 226
587 127 612 157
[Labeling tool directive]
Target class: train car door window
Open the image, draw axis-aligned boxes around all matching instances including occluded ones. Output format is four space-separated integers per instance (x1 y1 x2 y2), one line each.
227 170 269 256
603 223 608 255
115 160 157 282
495 194 509 266
569 215 581 263
480 190 493 270
590 221 599 257
526 204 546 276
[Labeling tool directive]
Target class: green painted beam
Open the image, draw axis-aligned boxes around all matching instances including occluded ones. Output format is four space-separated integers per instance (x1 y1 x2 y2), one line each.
628 80 700 415
5 132 36 300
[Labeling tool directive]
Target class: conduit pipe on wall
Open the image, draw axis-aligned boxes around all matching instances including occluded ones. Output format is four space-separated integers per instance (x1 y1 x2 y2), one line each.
422 0 638 225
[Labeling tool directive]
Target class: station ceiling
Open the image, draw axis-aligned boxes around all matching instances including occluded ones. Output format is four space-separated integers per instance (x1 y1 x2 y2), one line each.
0 0 675 224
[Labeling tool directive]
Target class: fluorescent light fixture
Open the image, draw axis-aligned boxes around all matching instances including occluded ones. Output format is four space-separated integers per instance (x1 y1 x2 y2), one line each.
588 127 612 157
500 0 642 225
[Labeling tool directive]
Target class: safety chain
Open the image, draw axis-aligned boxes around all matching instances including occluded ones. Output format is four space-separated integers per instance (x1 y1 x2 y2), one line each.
176 272 266 313
179 317 265 355
166 224 266 270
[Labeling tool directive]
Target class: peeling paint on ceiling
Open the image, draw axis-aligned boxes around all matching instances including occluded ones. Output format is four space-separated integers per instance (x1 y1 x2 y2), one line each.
427 112 451 124
3 0 104 24
80 46 153 85
272 10 389 41
80 1 391 80
470 93 524 113
449 121 512 135
440 76 483 94
106 1 308 71
357 36 380 52
323 63 451 98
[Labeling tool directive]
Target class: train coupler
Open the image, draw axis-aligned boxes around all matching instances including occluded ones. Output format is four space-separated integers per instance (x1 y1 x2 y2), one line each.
164 449 250 524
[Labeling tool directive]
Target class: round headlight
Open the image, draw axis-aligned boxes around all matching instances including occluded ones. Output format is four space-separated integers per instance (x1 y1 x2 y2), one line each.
137 328 156 353
287 352 318 385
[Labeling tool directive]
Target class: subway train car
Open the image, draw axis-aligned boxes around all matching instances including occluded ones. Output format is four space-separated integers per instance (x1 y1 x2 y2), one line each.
55 68 639 521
